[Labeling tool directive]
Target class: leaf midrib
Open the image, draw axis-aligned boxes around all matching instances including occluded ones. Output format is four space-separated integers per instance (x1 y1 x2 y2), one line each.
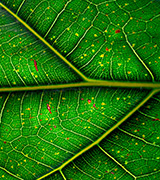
1 81 160 92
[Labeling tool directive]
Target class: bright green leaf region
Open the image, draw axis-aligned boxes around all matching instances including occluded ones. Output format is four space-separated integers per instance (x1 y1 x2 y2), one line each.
1 0 160 81
0 0 160 180
0 7 81 87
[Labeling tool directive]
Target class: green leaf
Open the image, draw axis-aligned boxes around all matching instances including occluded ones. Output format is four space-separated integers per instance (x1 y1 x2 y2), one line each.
0 7 81 87
1 0 160 81
0 0 160 180
42 92 160 180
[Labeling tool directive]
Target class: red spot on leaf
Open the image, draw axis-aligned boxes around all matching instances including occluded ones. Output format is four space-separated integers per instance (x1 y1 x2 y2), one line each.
88 99 91 104
4 141 6 144
106 47 109 51
115 29 120 33
34 60 38 71
47 104 52 114
152 118 159 121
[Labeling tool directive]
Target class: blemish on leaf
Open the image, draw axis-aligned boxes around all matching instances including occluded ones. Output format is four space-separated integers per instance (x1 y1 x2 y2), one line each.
115 29 120 33
88 99 91 104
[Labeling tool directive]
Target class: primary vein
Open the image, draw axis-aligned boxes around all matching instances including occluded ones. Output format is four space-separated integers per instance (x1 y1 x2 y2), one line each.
0 82 160 92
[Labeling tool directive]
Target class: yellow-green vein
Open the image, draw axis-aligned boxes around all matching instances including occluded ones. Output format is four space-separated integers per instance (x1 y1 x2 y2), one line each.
1 82 160 92
97 145 136 179
0 167 23 180
37 88 159 180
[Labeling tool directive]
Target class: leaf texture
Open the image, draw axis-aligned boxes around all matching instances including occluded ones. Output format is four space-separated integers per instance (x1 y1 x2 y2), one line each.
1 0 160 81
0 0 160 180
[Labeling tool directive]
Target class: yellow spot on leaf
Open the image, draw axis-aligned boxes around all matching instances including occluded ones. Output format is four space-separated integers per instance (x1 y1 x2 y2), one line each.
101 102 106 105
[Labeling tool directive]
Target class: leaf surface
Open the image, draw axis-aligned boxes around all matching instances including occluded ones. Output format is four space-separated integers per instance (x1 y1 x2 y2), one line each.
0 88 150 179
1 0 160 81
0 7 81 87
42 92 160 180
0 0 160 180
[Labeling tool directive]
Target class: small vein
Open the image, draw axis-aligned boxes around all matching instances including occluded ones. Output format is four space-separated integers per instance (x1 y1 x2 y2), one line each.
16 0 26 15
0 166 24 180
59 169 67 180
97 144 136 179
122 19 155 82
0 93 10 123
118 127 160 148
